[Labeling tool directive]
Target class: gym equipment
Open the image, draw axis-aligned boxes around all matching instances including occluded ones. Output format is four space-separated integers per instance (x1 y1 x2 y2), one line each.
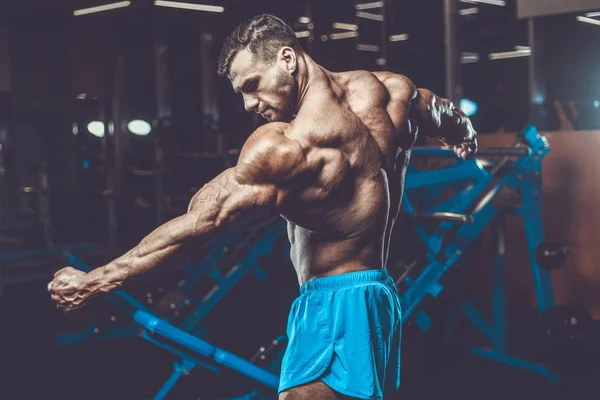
56 125 561 398
215 125 560 398
537 305 600 373
535 242 570 271
138 222 285 399
56 221 286 400
398 125 558 381
135 311 279 390
56 224 275 345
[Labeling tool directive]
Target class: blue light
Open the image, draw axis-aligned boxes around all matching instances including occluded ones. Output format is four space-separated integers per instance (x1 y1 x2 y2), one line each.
460 98 478 117
594 100 599 109
535 94 545 105
83 160 90 169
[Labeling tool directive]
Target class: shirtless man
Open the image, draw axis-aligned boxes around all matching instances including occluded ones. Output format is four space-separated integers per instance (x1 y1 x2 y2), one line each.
49 14 477 400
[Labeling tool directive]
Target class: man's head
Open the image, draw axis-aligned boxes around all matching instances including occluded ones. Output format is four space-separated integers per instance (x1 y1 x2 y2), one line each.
218 14 304 122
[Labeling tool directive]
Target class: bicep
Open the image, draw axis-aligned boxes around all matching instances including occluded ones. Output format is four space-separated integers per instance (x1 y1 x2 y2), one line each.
187 167 281 235
188 123 314 233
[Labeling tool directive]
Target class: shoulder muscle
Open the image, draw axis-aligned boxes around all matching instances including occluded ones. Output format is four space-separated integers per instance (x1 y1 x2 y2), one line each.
371 72 417 134
372 72 417 102
236 123 307 186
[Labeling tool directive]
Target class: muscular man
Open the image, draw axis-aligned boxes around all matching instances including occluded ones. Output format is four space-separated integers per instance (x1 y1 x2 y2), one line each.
49 14 477 400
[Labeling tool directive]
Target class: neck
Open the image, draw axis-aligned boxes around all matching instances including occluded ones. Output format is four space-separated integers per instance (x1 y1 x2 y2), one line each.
293 54 320 117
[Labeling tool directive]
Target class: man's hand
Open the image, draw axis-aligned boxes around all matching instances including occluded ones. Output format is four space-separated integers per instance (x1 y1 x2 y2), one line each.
48 267 91 312
441 137 478 160
47 123 305 314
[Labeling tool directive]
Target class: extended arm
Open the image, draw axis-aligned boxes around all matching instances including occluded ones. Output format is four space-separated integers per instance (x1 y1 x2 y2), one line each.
50 123 305 311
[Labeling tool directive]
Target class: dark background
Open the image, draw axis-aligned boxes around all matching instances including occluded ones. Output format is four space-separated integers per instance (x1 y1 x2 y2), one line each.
0 0 599 399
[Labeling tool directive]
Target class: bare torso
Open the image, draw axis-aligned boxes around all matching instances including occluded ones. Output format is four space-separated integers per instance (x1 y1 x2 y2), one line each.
49 53 474 321
279 69 416 284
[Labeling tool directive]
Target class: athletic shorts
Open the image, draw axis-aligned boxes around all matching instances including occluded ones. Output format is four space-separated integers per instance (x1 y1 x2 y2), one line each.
278 269 402 399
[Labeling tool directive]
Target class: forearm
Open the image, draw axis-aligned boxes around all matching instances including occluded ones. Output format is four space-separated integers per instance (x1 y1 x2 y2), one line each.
83 178 227 294
84 213 203 295
82 167 279 296
415 88 476 144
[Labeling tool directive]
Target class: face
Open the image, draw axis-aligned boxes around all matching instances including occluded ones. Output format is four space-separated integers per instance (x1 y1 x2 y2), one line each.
229 48 298 122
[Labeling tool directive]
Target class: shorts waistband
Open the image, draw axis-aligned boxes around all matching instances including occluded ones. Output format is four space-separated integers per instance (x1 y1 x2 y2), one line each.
299 269 392 294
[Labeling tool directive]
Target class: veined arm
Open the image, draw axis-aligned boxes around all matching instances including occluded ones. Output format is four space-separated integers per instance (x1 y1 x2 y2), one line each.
50 123 308 311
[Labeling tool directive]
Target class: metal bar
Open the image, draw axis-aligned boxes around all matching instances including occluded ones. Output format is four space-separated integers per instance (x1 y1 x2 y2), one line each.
467 346 559 382
154 29 170 226
0 243 95 262
518 178 555 313
402 132 548 314
399 198 432 246
56 324 139 346
135 311 280 390
528 19 548 128
492 216 508 351
56 323 97 346
411 147 531 157
141 331 220 374
443 0 462 105
380 0 389 68
418 176 497 256
459 301 495 343
151 359 197 400
405 161 490 190
178 233 244 293
426 148 541 256
102 95 119 255
401 127 559 380
413 211 473 224
400 185 500 318
152 367 185 400
184 222 286 332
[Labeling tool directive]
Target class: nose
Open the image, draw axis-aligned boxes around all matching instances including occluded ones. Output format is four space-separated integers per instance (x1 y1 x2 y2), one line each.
243 94 259 112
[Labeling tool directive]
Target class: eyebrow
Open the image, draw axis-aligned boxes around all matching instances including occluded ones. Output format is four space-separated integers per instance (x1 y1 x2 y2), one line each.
234 76 259 94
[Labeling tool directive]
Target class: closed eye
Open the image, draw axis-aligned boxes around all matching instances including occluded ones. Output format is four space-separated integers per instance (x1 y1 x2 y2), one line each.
243 79 259 93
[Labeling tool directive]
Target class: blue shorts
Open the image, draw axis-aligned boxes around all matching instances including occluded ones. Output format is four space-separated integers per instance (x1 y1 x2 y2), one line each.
278 269 402 399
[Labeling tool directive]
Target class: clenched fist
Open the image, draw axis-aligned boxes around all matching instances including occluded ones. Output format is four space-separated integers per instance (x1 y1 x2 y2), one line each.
442 137 478 160
48 267 91 312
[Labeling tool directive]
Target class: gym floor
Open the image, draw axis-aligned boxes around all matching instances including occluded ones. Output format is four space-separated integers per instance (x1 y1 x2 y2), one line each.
1 279 597 400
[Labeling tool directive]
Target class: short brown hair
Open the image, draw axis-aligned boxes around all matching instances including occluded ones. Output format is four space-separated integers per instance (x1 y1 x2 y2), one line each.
217 14 303 77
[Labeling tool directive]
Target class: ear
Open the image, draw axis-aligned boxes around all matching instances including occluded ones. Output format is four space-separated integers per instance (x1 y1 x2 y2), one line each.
277 47 297 74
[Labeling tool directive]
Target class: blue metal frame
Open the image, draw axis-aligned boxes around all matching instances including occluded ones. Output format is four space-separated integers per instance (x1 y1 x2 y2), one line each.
183 222 285 334
57 224 276 346
138 221 286 399
400 125 557 381
56 221 288 399
0 243 95 262
136 311 280 390
53 125 560 398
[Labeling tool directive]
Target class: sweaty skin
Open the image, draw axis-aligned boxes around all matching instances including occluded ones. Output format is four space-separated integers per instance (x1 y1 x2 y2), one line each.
49 49 476 314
